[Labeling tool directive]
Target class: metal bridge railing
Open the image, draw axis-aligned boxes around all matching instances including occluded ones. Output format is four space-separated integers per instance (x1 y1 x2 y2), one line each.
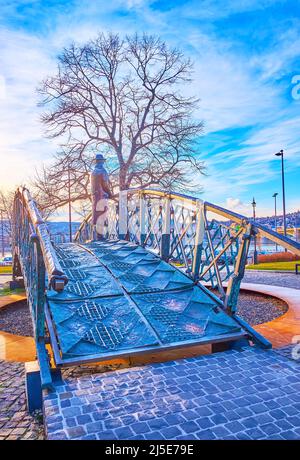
75 187 300 314
12 187 68 389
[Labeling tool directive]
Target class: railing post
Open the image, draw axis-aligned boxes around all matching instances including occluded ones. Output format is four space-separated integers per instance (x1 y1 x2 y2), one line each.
161 195 171 261
118 190 128 240
35 238 46 340
192 200 205 280
139 192 146 246
224 223 252 314
31 235 53 390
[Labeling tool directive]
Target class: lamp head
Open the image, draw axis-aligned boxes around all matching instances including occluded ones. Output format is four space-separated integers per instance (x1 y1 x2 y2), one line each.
275 150 283 157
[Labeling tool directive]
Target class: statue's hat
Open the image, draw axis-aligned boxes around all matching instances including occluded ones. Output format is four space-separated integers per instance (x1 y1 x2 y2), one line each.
95 153 105 161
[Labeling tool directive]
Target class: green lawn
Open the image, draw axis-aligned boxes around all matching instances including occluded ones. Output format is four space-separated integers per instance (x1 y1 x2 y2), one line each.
0 265 12 274
246 260 300 271
0 287 25 297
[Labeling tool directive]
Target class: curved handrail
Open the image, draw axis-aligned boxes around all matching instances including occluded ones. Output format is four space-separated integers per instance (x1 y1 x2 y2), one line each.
75 187 300 257
74 210 92 241
14 187 68 291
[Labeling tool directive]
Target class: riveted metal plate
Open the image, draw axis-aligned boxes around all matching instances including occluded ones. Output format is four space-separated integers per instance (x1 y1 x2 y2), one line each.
59 258 82 269
64 268 88 281
46 240 246 363
84 241 193 294
65 281 98 297
132 286 242 345
84 324 125 349
47 295 160 358
76 301 110 321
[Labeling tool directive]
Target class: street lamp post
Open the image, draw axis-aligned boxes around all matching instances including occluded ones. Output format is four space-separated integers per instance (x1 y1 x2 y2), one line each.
251 197 258 264
272 192 278 252
0 209 4 258
275 150 287 238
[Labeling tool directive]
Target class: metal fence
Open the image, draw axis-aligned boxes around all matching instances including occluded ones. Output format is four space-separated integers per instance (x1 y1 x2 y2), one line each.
75 188 300 314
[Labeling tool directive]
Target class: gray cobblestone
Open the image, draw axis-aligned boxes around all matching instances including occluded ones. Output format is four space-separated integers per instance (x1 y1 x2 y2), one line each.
0 360 44 440
43 347 300 440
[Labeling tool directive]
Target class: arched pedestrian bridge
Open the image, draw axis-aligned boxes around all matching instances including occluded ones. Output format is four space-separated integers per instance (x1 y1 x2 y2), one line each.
12 187 300 390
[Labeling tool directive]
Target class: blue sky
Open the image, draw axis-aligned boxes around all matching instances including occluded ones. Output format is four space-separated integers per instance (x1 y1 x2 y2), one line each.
0 0 300 219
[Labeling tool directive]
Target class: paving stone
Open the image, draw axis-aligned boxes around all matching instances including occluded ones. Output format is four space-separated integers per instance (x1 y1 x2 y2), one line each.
113 426 134 439
180 420 199 433
65 417 77 428
61 406 81 417
76 414 92 425
260 423 281 436
143 431 165 440
41 347 300 441
0 360 44 440
160 425 182 439
280 430 300 440
66 425 86 439
86 421 103 433
147 418 169 430
131 422 151 435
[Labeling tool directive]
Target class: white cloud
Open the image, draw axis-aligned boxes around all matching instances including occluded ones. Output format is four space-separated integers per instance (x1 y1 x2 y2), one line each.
0 28 59 189
0 0 299 219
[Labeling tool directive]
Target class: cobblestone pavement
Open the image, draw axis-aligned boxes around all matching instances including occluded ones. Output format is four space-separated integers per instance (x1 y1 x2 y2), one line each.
44 347 300 440
0 360 44 440
244 271 300 290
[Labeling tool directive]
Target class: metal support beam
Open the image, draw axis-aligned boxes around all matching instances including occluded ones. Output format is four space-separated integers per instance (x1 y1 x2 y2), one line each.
161 195 171 261
192 200 204 280
139 193 146 246
118 190 128 240
224 223 252 314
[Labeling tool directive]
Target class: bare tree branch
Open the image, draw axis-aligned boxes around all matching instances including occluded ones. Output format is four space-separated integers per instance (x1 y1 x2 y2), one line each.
35 32 205 213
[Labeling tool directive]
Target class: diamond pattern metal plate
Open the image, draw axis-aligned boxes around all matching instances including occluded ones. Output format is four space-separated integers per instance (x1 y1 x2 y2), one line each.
48 296 159 357
84 240 194 293
46 240 245 361
132 287 241 345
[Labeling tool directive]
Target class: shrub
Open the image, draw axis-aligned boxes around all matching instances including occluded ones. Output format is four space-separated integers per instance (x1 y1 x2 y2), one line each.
258 252 299 263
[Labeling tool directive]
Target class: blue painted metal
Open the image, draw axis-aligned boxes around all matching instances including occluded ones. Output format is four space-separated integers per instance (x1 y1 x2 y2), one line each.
25 361 43 413
46 240 247 361
13 184 300 379
12 187 68 389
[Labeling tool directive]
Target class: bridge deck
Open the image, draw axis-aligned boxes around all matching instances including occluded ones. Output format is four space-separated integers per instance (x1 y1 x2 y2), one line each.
46 240 247 366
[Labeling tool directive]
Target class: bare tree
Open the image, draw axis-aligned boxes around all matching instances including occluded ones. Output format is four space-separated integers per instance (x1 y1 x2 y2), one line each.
0 190 13 236
36 33 204 213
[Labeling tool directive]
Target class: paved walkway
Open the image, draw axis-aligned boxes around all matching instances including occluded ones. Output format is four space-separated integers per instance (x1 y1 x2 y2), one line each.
241 283 300 348
44 347 300 440
0 360 44 440
2 278 300 440
244 271 300 290
0 293 36 362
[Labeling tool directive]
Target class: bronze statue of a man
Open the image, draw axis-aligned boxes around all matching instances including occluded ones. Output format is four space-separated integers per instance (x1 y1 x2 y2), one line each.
90 154 111 240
